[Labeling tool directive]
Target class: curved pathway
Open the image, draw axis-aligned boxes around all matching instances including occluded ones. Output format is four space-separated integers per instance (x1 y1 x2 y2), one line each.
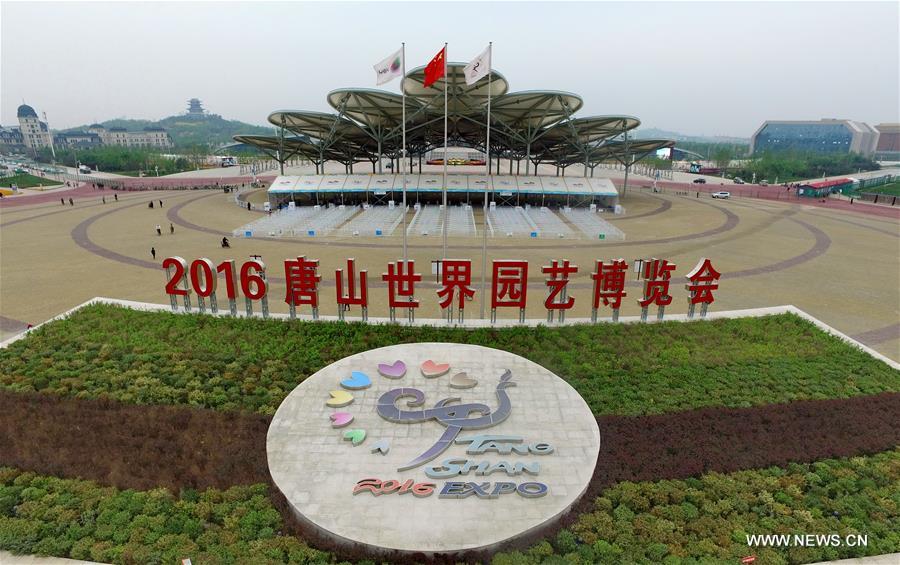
1 190 156 228
0 183 99 208
608 196 672 221
73 192 828 291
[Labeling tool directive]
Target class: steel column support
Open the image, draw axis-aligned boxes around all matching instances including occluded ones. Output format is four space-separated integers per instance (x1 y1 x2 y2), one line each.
622 127 631 197
279 117 285 175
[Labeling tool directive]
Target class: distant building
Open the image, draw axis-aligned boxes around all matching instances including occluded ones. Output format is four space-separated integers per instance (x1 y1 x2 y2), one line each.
873 123 900 160
17 104 53 154
186 98 206 119
87 125 173 148
0 126 25 151
53 131 102 149
749 119 878 157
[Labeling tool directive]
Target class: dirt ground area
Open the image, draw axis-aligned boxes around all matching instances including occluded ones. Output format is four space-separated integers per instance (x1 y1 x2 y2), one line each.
1 185 898 360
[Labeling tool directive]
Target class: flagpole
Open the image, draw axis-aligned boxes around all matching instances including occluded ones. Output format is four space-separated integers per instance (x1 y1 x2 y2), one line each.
441 42 449 260
401 42 408 264
479 42 492 320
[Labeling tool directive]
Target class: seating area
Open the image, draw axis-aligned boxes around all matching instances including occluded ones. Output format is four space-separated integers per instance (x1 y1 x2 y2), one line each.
233 204 623 241
232 206 318 238
336 205 407 237
487 206 537 238
233 204 360 237
523 206 573 238
407 205 477 237
562 208 626 241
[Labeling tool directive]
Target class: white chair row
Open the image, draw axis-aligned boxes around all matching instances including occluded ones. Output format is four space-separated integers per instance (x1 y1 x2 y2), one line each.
488 206 536 238
407 205 476 237
336 205 407 237
523 206 573 238
562 208 626 241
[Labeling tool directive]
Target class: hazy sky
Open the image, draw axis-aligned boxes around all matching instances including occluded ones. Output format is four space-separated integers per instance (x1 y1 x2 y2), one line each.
2 1 898 137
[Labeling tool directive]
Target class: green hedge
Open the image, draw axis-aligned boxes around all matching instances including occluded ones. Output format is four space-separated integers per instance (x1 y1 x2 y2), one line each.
0 470 330 565
1 305 897 416
2 450 897 564
503 449 900 565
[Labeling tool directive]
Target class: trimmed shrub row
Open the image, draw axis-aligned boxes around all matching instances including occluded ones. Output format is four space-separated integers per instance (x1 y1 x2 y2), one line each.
1 305 897 416
0 472 328 564
2 450 897 564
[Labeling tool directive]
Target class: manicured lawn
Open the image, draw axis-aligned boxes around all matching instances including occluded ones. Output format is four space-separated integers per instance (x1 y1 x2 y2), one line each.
0 304 897 417
2 449 896 564
0 173 61 189
857 181 900 197
1 305 897 564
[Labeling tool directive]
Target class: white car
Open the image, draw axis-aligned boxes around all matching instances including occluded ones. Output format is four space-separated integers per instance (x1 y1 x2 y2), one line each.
711 191 731 199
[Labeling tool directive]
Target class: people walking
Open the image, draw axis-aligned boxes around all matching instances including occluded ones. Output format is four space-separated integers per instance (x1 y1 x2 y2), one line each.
169 222 174 235
69 198 74 206
159 200 163 208
114 193 118 201
149 201 154 209
102 196 106 204
151 247 156 260
156 224 162 236
61 198 65 206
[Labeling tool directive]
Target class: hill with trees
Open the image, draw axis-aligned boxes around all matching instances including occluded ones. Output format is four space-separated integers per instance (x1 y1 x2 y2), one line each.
65 114 273 149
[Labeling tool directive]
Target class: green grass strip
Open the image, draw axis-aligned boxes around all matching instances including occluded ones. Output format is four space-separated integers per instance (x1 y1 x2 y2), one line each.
0 173 60 189
1 304 897 416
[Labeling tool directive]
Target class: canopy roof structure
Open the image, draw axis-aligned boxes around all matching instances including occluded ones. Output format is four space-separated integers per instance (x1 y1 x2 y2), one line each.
234 63 673 174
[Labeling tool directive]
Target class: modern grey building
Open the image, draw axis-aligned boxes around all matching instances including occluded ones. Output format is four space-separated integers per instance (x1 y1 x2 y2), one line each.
874 123 900 160
749 119 878 156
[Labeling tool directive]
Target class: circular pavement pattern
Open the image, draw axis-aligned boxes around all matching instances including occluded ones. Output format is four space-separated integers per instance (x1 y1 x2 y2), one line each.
267 343 601 555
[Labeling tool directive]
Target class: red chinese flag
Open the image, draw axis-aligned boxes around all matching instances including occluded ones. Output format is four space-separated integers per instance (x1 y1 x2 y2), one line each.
423 46 446 88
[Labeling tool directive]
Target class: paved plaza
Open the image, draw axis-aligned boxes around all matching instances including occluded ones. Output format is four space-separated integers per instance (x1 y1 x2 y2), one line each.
1 179 898 360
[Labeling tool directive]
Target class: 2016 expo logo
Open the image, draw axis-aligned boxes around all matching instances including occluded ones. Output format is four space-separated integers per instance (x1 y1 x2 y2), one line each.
324 358 554 500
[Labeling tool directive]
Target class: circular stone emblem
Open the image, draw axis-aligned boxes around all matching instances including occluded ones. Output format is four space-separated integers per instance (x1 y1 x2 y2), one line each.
267 343 601 555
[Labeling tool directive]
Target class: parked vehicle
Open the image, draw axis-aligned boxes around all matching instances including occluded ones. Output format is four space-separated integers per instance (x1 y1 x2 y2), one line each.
733 177 745 184
693 178 707 184
712 191 731 199
759 179 769 186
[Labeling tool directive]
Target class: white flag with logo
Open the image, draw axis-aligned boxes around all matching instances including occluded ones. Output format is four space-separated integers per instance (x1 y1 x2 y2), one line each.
374 48 404 85
464 45 491 85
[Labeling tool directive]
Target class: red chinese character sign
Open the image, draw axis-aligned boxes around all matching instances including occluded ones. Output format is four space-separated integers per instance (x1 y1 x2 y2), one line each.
336 259 368 321
162 255 723 323
685 258 720 318
638 258 676 321
436 260 475 322
591 259 628 322
382 260 421 322
491 260 528 323
542 260 577 322
285 256 320 319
